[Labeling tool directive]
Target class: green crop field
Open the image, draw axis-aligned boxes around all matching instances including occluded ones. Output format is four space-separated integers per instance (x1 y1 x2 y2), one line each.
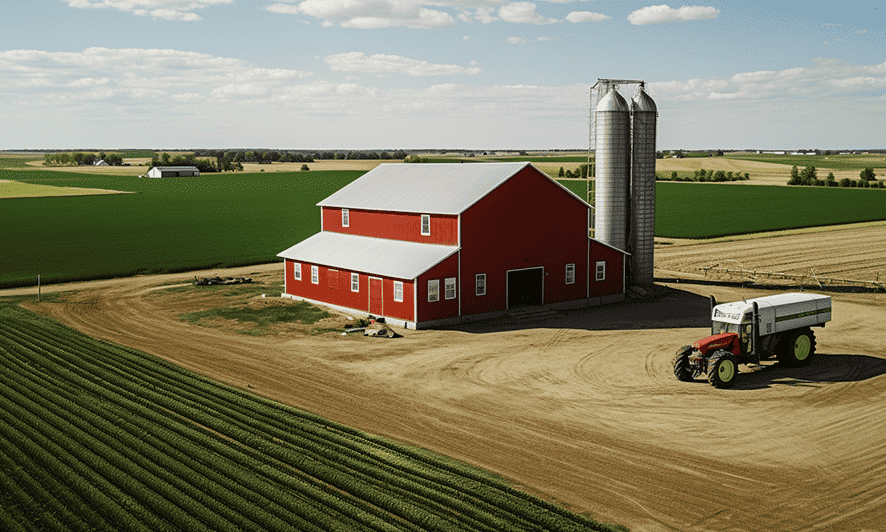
0 170 361 288
0 301 622 532
656 182 886 238
724 153 886 171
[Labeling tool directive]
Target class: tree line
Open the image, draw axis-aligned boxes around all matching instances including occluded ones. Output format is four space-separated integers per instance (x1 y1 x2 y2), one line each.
43 152 124 167
787 166 883 188
191 149 410 171
655 169 750 182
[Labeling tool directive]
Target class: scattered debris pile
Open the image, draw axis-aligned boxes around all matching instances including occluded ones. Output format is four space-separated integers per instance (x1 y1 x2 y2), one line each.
194 276 253 286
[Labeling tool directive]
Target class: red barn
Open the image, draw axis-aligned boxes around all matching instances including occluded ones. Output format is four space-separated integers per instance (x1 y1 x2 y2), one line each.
278 162 627 329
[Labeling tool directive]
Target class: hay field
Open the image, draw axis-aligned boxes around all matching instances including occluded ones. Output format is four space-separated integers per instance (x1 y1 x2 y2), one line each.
0 179 131 198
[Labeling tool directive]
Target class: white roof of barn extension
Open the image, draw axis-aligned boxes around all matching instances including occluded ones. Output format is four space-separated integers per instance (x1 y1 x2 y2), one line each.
149 166 199 171
277 232 459 280
317 162 589 215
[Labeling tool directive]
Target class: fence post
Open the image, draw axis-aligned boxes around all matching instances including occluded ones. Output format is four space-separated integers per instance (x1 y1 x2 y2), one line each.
38 274 41 302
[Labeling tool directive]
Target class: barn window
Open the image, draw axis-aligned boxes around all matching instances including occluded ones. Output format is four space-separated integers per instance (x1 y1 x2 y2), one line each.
565 263 575 285
311 265 319 284
351 273 359 292
596 261 606 281
428 279 439 302
475 273 486 296
421 214 431 236
342 209 349 227
445 277 456 300
294 262 302 280
394 281 403 302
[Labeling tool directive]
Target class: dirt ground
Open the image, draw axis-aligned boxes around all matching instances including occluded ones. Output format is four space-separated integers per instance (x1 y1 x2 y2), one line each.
5 239 886 531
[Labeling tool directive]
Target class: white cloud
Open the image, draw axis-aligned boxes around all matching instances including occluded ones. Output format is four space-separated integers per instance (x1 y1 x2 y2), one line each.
498 2 558 24
628 4 719 25
508 36 526 44
62 0 232 21
269 0 455 28
325 52 481 76
565 11 609 23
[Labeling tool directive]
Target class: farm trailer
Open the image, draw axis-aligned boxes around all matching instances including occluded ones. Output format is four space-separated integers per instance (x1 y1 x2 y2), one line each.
673 293 832 388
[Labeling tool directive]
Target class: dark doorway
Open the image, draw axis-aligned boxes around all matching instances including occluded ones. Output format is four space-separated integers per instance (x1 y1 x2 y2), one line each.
507 267 544 308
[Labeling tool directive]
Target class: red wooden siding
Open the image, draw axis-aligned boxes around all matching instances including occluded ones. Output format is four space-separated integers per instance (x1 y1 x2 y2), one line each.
415 253 460 323
459 166 592 314
322 207 458 245
284 259 415 322
588 241 625 297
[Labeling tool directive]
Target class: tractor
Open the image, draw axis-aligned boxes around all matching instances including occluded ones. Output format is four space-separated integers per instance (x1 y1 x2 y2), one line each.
674 293 831 388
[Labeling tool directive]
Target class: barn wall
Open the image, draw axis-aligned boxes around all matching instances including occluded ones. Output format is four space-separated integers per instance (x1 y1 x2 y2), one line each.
322 207 458 245
283 258 415 321
588 241 625 297
459 166 591 315
415 253 460 323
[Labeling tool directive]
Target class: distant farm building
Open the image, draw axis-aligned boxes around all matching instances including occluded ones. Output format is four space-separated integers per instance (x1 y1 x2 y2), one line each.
94 159 109 166
147 166 199 178
278 162 627 329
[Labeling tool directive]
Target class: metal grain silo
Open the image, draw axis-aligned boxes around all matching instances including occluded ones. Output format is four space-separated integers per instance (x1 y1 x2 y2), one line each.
630 87 657 286
593 87 631 251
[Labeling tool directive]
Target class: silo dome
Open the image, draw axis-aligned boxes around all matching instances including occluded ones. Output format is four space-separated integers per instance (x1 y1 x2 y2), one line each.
596 87 630 113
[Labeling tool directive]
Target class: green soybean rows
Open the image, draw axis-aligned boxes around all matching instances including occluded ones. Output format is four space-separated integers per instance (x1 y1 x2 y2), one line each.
0 305 623 532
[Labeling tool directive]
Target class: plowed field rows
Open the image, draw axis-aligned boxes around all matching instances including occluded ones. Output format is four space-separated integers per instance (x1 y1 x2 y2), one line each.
655 222 886 286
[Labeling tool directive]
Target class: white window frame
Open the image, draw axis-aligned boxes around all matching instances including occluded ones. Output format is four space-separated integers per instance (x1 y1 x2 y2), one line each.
444 277 456 300
351 272 359 292
596 261 606 282
565 263 575 285
341 209 349 227
294 262 301 281
421 214 431 236
475 273 486 296
394 281 403 302
427 279 439 302
311 265 319 284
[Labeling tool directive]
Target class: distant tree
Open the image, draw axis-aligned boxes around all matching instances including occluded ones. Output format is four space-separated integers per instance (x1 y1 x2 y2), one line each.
860 167 877 181
404 154 422 163
716 149 724 156
300 164 310 171
558 167 565 177
799 166 817 186
671 171 678 180
839 178 852 188
104 153 123 166
161 152 171 165
826 172 836 186
713 170 726 182
788 165 800 185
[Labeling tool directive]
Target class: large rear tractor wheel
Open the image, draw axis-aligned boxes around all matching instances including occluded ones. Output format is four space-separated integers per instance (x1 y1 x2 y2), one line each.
673 346 694 382
777 328 816 367
707 350 738 389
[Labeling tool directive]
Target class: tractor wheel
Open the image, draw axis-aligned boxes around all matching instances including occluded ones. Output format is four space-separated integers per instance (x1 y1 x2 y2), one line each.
777 328 816 367
707 350 738 389
673 346 694 382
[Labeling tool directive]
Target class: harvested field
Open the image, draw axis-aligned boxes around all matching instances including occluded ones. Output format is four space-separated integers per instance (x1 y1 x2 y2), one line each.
0 179 131 198
655 221 886 288
6 224 886 531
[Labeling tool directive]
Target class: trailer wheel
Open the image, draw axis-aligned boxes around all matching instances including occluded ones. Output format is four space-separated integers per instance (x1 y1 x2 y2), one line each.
707 350 738 388
673 346 694 382
777 328 816 367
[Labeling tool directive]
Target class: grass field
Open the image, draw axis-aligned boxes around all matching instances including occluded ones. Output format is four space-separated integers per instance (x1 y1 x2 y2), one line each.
3 169 885 288
0 180 130 199
0 170 360 288
0 300 621 531
725 153 886 171
656 182 886 238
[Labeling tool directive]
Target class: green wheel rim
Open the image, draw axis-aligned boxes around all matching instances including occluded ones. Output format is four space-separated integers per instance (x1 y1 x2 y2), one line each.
718 360 735 382
794 335 811 361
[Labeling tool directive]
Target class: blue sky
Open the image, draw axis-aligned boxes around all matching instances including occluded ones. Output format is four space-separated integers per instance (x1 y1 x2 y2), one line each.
1 1 883 150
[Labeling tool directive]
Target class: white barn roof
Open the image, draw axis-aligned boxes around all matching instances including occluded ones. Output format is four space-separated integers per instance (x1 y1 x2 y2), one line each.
277 232 459 280
317 162 588 215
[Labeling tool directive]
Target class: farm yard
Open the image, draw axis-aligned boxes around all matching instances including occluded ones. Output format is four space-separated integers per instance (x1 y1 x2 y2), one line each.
3 152 886 532
3 234 885 531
